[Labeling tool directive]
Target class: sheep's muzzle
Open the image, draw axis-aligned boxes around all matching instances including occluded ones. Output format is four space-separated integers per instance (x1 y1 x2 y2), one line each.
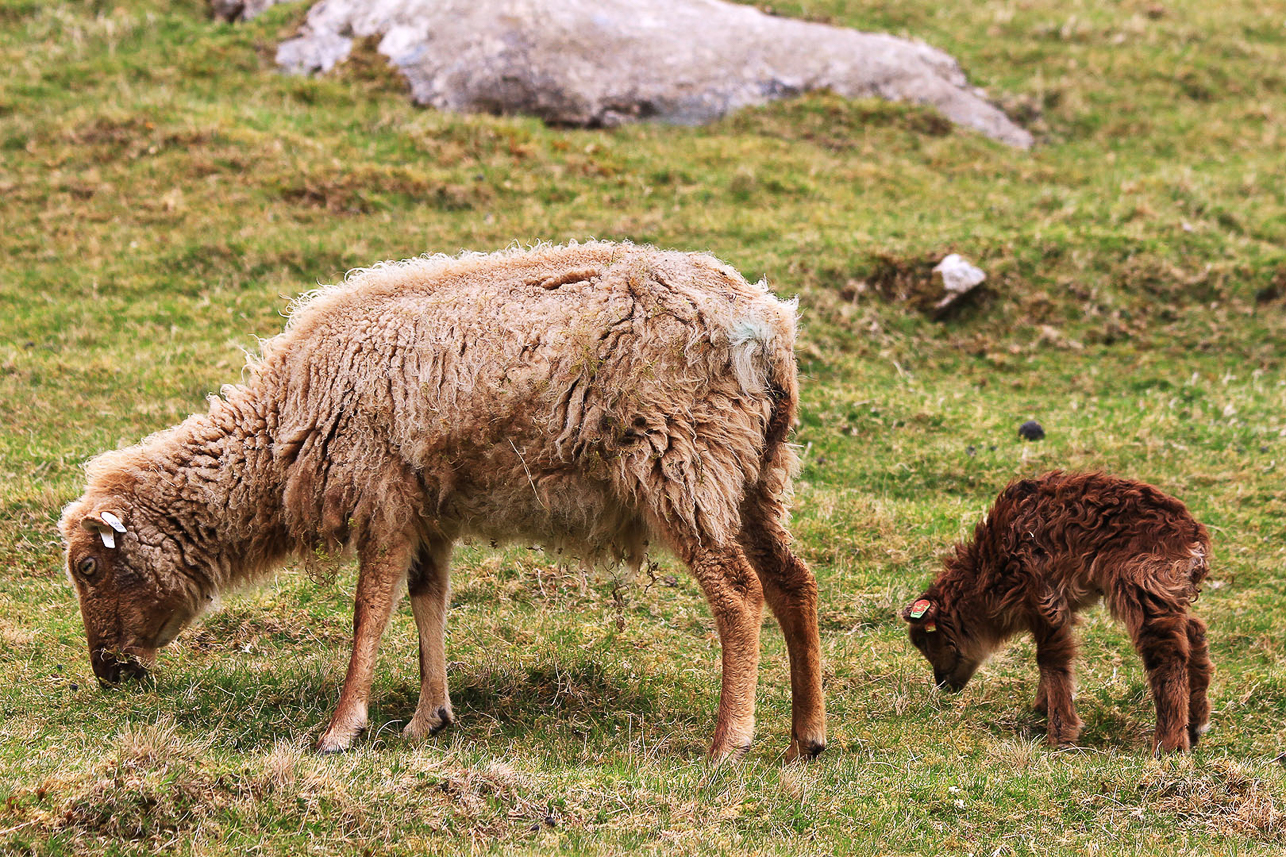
91 647 152 687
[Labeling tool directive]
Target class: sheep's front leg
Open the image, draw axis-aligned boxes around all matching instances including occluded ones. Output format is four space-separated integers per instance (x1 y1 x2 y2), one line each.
317 538 413 753
404 539 455 740
1033 622 1082 747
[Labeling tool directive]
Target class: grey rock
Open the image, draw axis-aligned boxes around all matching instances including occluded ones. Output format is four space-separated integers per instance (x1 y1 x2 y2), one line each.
263 0 1032 147
1018 420 1045 441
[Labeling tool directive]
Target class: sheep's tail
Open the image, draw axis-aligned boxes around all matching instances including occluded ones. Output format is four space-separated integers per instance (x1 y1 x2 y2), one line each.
735 293 800 516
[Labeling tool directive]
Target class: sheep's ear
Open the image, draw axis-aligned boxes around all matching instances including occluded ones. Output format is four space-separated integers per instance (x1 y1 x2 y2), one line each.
903 598 938 630
81 511 126 549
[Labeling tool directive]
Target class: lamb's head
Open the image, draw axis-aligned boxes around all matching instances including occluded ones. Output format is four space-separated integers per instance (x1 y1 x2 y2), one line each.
901 592 985 693
59 494 208 688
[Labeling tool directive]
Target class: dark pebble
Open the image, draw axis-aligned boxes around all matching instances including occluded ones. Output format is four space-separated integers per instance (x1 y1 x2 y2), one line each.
1019 420 1045 441
966 445 977 457
70 683 79 691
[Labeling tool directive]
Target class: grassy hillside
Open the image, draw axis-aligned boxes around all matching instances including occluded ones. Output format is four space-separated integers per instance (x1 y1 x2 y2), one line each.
2 0 1285 853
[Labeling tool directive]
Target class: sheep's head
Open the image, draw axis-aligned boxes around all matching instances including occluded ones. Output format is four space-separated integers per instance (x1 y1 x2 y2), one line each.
902 594 985 692
59 497 206 688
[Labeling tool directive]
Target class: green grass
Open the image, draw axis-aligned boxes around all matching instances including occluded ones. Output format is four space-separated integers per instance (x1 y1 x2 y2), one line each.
3 0 1286 853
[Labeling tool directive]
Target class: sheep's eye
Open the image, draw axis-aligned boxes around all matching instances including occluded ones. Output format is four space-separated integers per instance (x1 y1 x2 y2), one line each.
75 556 98 580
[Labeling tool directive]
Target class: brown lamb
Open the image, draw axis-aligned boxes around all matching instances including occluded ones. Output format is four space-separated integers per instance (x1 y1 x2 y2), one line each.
58 241 826 761
902 471 1212 753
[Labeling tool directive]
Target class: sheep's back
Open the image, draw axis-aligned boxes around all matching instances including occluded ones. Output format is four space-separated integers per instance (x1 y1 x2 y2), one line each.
264 243 798 560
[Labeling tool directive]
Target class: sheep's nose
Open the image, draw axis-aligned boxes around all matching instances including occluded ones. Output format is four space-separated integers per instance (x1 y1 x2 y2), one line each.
91 648 149 687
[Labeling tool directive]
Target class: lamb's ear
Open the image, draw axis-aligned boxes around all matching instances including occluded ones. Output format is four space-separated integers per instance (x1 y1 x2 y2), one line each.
903 598 938 627
81 511 126 549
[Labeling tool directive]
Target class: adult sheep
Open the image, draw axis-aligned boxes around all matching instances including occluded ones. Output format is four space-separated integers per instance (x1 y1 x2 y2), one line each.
58 241 827 760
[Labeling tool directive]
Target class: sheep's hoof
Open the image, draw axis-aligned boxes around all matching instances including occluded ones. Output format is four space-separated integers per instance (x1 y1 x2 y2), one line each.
316 733 354 754
404 704 455 740
709 740 753 764
785 737 827 763
316 719 366 754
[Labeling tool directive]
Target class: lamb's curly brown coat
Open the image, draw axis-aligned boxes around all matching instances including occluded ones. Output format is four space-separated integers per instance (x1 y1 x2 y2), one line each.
59 242 826 759
903 471 1212 753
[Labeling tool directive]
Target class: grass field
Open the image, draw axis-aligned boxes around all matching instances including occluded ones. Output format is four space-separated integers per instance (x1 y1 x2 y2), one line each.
3 0 1286 853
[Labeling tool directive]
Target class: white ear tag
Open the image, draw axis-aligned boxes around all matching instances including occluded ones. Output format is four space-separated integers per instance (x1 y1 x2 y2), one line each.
100 512 127 533
100 530 116 549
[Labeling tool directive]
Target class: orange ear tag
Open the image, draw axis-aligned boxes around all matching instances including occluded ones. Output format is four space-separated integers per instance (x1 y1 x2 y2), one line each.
924 623 937 633
909 599 932 619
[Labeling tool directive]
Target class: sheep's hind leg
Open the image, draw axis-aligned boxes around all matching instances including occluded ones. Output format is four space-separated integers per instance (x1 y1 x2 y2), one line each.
316 537 413 753
404 539 456 740
738 497 826 762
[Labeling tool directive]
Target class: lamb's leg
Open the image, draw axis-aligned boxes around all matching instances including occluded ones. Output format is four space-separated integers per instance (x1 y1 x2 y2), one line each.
1130 607 1193 754
664 532 764 760
738 498 826 762
404 539 455 740
1033 678 1049 715
1186 616 1212 747
317 538 413 753
1033 622 1082 747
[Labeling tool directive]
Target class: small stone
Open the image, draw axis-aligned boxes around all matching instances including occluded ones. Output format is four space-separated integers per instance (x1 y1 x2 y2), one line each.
1018 420 1045 441
70 683 79 691
931 254 987 315
966 445 977 457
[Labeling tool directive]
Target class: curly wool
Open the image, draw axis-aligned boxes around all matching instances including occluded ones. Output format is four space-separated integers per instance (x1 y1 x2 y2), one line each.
932 470 1209 641
62 242 801 601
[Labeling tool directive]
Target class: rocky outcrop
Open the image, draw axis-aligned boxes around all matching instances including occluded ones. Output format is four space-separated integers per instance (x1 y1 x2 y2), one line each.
222 0 1032 147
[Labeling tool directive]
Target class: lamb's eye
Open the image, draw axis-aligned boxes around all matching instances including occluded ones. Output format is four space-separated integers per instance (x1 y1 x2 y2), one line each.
76 556 98 580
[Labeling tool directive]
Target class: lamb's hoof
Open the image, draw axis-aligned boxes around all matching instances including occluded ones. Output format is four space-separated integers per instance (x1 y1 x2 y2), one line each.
1188 721 1210 747
1153 735 1191 756
786 737 827 763
404 704 455 740
1046 732 1082 751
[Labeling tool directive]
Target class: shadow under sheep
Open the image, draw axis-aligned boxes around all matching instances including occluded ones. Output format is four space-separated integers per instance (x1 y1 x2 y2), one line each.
154 656 704 755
